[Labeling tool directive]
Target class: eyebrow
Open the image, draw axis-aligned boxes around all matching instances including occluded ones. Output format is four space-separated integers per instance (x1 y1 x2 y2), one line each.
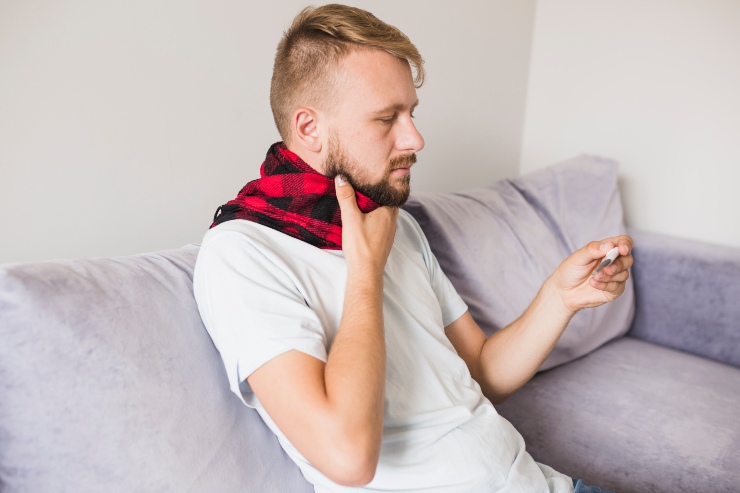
372 100 420 114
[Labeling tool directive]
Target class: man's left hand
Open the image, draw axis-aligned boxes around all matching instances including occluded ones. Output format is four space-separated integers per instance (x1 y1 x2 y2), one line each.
549 236 634 314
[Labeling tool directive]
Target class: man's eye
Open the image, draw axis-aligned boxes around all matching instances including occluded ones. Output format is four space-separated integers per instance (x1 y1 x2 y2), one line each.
380 117 395 124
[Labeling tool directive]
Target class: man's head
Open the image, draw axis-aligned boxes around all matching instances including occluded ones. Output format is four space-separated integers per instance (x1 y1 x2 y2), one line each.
270 4 425 206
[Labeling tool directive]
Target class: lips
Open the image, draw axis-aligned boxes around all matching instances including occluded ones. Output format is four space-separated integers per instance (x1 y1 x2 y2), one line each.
391 167 411 176
390 153 417 173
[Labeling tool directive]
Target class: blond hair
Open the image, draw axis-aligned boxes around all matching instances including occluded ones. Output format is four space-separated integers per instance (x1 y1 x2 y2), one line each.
270 4 425 143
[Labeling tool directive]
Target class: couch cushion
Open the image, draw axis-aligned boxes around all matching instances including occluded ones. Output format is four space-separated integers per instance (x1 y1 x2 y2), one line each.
403 155 635 370
496 337 740 493
0 246 312 493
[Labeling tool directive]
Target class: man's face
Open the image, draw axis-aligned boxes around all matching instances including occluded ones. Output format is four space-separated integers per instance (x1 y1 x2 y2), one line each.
320 49 425 207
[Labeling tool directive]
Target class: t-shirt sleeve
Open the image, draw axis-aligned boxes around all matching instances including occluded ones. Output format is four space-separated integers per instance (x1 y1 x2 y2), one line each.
401 210 469 327
193 230 328 408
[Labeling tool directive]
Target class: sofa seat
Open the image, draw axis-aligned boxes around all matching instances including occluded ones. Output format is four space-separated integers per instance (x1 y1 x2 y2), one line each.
496 336 740 493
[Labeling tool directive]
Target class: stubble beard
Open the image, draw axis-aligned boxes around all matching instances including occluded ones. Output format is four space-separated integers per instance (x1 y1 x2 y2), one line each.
323 135 415 207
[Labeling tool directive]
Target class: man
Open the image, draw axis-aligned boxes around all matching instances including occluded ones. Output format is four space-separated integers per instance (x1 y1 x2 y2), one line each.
194 4 630 492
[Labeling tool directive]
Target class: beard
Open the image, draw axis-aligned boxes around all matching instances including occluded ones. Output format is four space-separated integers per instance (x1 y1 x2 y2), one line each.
323 134 416 207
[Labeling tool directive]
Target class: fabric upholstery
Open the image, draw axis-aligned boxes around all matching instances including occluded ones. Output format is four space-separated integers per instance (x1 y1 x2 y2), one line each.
0 246 312 493
403 155 635 370
628 228 740 368
496 337 740 493
2 154 738 493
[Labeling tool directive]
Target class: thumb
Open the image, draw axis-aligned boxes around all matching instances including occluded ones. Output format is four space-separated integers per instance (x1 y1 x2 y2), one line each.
570 241 616 267
334 175 360 217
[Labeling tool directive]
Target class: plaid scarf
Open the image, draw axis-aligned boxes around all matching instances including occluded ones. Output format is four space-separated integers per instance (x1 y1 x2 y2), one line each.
211 142 381 250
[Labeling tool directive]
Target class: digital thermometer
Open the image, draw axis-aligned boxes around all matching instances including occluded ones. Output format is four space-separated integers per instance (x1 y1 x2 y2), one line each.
592 246 620 278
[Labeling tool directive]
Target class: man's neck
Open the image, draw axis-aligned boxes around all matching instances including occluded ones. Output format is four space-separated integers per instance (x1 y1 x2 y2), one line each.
285 141 325 175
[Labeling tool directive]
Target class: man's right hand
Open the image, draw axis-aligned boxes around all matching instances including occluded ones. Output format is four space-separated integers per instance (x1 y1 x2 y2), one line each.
334 175 398 277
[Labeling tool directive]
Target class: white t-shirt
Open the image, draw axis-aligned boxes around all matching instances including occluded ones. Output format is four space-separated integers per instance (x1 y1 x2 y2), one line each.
194 210 574 493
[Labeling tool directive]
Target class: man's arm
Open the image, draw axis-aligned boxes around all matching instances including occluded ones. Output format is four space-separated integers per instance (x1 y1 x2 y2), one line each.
246 176 395 487
445 238 633 404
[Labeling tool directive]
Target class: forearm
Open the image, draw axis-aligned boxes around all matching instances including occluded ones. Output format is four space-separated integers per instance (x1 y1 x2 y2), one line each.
244 267 387 487
477 279 574 402
323 268 386 461
239 180 395 486
447 238 633 405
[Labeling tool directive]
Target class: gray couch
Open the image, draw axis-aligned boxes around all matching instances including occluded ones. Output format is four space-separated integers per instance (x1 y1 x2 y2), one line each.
2 156 739 493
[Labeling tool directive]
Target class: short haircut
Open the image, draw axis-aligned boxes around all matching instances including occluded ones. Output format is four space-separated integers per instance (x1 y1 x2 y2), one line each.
270 4 425 143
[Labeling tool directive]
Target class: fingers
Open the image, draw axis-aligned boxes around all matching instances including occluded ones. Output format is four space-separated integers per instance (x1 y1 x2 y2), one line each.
570 241 615 267
602 235 633 257
334 175 400 223
334 175 361 220
599 236 634 277
596 236 634 259
592 267 630 284
590 253 631 296
598 254 634 277
334 174 352 198
589 277 627 296
571 235 634 267
335 175 399 274
554 235 634 311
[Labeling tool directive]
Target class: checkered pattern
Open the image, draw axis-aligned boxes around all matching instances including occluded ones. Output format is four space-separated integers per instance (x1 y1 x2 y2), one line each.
211 142 381 250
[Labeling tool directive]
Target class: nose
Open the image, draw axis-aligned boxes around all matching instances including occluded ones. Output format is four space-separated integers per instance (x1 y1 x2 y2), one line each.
397 117 425 154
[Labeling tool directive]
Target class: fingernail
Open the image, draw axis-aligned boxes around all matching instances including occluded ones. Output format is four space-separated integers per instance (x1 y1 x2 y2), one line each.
600 242 613 252
335 175 346 186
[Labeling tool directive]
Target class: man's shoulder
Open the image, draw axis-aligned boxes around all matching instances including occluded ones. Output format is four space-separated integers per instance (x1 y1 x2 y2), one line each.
199 219 312 258
200 219 270 250
195 220 300 279
195 219 343 285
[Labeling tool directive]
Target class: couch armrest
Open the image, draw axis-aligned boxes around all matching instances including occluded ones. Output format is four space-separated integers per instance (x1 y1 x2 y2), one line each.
628 228 740 368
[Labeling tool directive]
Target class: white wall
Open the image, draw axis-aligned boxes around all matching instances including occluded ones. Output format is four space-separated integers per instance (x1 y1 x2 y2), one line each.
0 0 536 263
520 0 740 248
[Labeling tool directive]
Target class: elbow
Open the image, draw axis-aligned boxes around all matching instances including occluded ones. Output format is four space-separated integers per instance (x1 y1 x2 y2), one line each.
488 393 510 405
324 449 379 486
329 461 378 487
322 430 381 486
477 370 521 405
481 383 514 405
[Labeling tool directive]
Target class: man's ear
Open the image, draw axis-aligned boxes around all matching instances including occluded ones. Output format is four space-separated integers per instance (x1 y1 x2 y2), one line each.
291 107 323 155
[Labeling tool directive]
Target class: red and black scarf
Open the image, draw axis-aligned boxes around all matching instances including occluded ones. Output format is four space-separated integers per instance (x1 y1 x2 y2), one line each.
211 142 380 250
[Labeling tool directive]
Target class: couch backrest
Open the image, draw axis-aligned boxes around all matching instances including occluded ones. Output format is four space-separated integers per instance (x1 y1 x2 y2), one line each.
0 154 640 491
628 228 740 368
0 246 312 493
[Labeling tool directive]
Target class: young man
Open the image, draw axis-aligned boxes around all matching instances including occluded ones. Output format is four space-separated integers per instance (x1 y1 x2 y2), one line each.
194 4 630 492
